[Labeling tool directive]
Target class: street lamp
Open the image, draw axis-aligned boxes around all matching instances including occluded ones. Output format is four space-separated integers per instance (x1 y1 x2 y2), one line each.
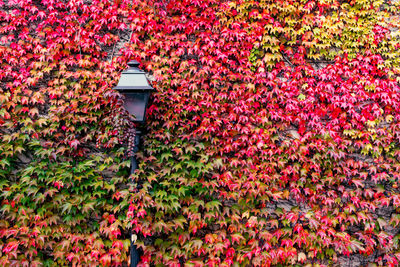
114 60 153 123
114 60 153 267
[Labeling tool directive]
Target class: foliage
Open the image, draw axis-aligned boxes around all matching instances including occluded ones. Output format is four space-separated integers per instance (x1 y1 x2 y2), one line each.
1 0 400 266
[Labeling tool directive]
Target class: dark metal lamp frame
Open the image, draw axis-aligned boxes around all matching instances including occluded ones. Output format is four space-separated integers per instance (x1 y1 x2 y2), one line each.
114 61 153 267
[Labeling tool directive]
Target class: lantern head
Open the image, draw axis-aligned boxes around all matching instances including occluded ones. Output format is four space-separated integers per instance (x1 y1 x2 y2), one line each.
114 60 153 123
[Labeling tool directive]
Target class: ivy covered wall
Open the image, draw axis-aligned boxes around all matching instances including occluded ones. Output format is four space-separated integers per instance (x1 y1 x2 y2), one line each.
1 0 400 266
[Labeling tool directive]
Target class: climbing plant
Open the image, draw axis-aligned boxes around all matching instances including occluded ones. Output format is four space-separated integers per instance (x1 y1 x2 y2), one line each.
1 0 400 266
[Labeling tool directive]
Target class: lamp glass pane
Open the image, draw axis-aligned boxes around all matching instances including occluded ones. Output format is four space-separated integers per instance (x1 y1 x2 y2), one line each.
117 74 149 87
124 92 149 122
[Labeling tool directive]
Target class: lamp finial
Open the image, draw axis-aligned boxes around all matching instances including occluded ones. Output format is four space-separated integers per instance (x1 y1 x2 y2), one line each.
127 60 140 68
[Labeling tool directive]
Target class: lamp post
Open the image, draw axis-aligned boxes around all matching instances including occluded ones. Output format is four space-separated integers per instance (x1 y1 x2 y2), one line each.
114 60 153 267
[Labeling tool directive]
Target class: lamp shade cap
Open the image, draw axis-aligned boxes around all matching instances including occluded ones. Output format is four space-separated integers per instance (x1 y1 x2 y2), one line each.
127 60 140 68
114 72 153 90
